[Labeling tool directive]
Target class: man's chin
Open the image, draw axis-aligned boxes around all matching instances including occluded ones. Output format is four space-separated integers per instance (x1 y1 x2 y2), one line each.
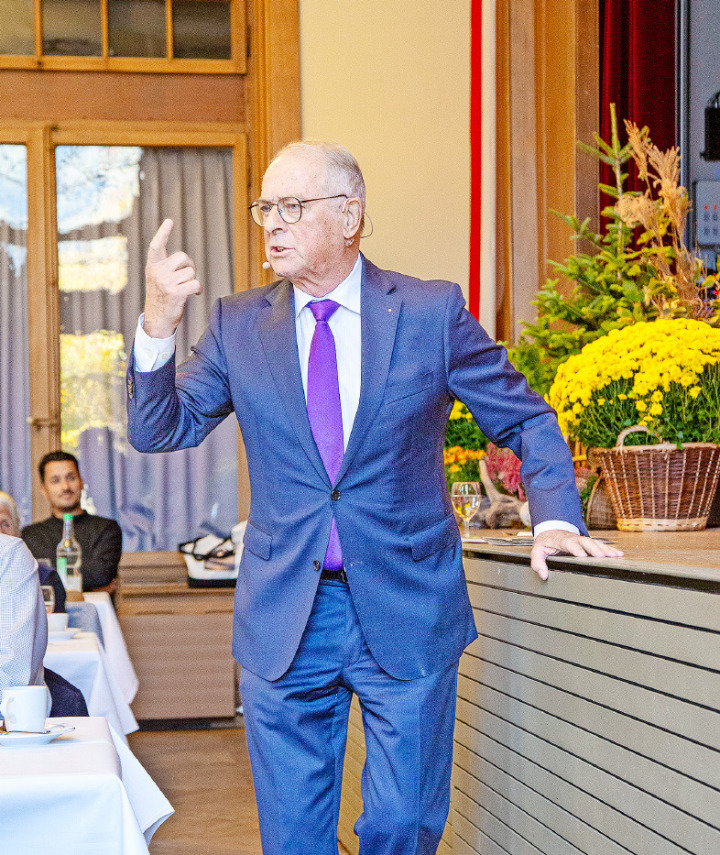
54 502 81 515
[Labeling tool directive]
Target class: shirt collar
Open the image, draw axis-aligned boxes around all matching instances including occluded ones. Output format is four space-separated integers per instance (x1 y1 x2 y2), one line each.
293 254 363 318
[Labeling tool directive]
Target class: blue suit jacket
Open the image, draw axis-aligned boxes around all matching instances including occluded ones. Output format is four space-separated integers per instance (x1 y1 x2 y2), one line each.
127 257 586 681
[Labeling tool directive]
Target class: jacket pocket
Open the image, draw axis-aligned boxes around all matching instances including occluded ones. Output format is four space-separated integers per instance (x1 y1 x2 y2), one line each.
383 370 434 405
243 521 272 560
408 514 459 561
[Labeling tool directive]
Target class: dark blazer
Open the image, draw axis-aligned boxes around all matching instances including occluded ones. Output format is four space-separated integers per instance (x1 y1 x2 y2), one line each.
127 257 586 681
22 511 122 591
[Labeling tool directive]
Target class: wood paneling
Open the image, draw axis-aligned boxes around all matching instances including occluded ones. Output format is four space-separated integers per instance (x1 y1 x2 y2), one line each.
118 555 237 721
496 0 600 341
453 552 720 854
0 71 246 123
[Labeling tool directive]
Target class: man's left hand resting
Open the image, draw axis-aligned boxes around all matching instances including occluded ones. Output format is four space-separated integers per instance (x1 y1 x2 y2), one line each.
530 530 624 581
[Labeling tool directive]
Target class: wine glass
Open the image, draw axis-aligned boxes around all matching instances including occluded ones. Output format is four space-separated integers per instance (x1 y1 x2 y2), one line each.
41 585 55 615
451 481 482 538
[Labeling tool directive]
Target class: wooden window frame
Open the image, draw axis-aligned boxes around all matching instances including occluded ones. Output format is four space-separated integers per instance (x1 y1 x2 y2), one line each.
0 0 246 74
1 120 249 517
0 0 299 523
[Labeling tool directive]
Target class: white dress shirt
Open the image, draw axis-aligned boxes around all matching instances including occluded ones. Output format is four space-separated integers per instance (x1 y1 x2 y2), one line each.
0 534 47 692
132 254 577 536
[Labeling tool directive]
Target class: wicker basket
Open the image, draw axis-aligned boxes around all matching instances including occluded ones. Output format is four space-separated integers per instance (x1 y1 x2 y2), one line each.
585 475 617 530
596 426 720 532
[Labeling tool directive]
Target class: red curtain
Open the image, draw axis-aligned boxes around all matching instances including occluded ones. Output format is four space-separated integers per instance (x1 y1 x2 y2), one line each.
600 0 676 195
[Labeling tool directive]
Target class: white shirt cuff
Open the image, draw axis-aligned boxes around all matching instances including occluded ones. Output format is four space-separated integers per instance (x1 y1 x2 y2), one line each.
533 520 580 537
134 314 176 373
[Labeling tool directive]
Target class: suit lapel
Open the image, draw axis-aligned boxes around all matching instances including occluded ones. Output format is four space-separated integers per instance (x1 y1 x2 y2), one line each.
336 260 401 483
257 281 330 485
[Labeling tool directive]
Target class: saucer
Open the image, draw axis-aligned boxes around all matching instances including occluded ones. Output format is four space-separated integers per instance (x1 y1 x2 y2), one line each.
0 724 75 747
47 628 81 641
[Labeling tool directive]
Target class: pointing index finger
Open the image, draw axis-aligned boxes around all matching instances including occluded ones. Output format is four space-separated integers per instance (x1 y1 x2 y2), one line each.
147 219 174 264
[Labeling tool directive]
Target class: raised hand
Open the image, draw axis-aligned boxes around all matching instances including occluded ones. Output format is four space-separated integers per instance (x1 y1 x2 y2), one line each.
143 219 203 338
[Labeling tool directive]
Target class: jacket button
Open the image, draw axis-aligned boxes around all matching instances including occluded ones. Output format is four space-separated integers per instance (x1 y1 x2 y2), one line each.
313 560 321 571
330 489 341 501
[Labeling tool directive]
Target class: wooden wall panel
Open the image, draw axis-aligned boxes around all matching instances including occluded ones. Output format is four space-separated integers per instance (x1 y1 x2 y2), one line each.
453 555 720 854
496 0 600 342
0 70 246 123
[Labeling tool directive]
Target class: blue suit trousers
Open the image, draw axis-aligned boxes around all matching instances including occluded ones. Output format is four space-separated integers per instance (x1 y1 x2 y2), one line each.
240 580 459 855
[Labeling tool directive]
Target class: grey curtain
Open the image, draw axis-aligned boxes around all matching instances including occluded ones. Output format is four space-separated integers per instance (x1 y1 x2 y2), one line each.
0 145 32 523
60 146 239 550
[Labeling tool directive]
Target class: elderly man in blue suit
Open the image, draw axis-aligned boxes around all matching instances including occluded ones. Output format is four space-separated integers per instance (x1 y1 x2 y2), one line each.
127 141 621 854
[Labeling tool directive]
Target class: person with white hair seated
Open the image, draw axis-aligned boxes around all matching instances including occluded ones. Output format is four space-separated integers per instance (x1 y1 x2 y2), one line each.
0 532 47 692
0 530 88 715
0 490 66 613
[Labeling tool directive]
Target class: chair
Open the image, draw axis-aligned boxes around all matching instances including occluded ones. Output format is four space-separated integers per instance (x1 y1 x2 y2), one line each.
44 668 88 717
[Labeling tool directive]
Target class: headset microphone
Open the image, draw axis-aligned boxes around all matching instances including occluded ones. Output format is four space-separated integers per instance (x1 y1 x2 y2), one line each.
262 261 271 269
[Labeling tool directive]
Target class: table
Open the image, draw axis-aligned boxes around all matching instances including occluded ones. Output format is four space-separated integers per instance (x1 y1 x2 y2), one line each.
0 716 173 855
44 632 138 739
84 592 140 704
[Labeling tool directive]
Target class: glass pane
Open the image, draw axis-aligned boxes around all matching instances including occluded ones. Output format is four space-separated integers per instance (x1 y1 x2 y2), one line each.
43 0 102 56
108 0 166 58
0 0 34 55
55 145 237 551
0 145 32 525
173 0 231 60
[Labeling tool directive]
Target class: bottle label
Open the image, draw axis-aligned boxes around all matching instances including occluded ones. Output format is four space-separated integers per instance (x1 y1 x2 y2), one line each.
56 557 68 586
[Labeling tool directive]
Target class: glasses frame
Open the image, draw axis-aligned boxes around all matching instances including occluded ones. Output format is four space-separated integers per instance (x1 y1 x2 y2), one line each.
249 194 348 226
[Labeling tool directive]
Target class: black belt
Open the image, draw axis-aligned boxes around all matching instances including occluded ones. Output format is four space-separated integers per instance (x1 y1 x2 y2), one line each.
320 567 348 583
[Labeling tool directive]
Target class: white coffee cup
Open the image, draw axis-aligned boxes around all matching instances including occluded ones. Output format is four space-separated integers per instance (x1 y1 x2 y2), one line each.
47 612 69 633
0 685 51 732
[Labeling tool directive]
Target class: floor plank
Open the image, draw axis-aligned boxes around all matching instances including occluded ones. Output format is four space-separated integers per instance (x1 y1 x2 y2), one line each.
128 725 353 854
129 726 262 855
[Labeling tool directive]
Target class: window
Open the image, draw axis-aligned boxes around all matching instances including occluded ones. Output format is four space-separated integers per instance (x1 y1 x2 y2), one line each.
0 0 245 73
0 124 249 549
0 144 32 522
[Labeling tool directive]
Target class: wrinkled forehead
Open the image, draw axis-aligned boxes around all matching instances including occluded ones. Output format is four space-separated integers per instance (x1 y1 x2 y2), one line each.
260 151 330 201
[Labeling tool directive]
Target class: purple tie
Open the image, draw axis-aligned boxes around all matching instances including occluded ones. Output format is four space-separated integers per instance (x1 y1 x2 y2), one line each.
307 300 344 570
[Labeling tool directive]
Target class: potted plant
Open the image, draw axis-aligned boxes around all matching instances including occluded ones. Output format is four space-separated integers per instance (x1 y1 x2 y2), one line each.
507 105 720 397
548 318 720 530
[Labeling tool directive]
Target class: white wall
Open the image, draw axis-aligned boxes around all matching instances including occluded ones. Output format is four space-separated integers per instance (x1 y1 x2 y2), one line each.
298 0 471 294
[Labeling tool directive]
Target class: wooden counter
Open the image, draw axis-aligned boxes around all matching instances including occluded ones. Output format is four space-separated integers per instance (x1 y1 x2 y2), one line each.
338 528 720 855
117 552 236 721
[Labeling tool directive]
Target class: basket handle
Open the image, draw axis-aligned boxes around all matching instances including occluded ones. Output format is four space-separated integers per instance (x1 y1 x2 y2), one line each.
615 425 662 448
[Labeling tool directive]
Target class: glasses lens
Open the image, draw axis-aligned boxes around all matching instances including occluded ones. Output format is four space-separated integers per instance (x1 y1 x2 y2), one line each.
278 198 302 224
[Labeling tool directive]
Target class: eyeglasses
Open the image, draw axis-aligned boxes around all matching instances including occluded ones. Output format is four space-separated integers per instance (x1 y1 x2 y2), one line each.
249 194 348 226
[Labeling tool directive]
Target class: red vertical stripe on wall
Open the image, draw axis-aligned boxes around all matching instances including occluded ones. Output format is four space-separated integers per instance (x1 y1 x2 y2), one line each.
468 0 482 320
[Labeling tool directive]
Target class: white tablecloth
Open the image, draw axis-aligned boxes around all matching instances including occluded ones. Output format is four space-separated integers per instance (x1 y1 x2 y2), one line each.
0 716 173 855
83 592 139 704
44 633 138 739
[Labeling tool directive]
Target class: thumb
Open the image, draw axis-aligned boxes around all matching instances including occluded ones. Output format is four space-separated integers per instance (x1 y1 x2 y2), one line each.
147 219 174 264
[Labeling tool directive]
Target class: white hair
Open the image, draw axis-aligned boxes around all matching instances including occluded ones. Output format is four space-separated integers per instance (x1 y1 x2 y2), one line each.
0 491 21 536
269 141 366 206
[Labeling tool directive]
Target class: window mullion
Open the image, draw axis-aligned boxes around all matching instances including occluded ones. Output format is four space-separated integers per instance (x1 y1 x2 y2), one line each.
33 0 43 62
166 0 174 61
26 124 61 518
101 0 110 60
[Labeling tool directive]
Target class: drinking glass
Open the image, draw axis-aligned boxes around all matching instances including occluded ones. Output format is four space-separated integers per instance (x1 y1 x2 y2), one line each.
451 481 482 538
41 585 55 615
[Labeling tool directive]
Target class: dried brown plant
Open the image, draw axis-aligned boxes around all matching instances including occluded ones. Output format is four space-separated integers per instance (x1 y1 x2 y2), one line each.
617 120 712 318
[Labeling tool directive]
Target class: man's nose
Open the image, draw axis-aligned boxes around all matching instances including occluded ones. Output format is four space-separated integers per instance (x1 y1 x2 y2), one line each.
263 204 286 232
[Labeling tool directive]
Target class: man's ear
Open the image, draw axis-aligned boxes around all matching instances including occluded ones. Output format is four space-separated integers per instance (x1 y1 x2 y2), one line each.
39 481 49 502
342 198 363 240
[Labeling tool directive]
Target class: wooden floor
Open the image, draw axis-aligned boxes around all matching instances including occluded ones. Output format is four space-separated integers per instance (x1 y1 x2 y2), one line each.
129 724 351 854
